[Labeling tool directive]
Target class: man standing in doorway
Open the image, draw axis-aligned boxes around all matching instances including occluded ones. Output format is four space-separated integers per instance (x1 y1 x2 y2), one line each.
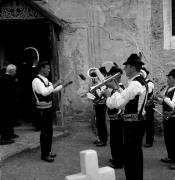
0 64 19 145
32 61 63 162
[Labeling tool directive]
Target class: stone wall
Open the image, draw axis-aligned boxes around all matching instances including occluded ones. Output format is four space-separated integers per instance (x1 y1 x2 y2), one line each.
150 0 175 134
43 0 153 120
38 0 175 133
151 0 174 88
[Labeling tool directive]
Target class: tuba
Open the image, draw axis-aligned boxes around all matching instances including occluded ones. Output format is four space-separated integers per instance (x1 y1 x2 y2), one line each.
24 47 39 67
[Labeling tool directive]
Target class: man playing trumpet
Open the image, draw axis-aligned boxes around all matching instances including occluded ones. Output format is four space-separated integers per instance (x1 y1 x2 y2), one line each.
87 62 121 147
155 69 175 170
101 54 147 180
87 66 108 147
101 64 125 169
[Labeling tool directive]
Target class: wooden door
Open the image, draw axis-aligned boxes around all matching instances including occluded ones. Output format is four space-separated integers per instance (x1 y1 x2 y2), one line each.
49 24 63 125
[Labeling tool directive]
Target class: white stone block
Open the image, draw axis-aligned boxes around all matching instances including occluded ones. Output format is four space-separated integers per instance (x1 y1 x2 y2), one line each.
65 173 89 180
80 149 99 176
98 167 116 180
65 149 115 180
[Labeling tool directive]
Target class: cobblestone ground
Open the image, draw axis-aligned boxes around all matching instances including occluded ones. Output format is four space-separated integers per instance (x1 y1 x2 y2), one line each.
1 119 175 180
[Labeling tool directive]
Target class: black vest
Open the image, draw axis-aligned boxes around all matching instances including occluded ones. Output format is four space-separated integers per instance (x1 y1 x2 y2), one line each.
93 87 106 104
124 75 147 114
34 76 52 103
163 87 175 112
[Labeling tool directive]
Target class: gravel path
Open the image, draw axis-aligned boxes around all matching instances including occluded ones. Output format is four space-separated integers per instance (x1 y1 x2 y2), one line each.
1 120 175 180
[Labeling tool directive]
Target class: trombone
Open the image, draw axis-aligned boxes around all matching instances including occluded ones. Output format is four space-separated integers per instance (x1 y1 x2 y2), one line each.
89 72 121 94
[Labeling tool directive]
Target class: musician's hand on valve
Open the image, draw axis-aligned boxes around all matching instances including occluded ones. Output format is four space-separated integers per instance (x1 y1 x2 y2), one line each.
59 79 64 84
101 89 111 98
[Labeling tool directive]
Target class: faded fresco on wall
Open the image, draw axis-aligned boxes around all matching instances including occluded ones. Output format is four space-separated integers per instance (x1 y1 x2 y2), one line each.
49 0 151 118
39 0 152 119
151 0 175 91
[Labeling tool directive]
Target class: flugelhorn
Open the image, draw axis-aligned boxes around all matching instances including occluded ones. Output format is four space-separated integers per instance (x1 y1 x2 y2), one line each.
89 72 121 94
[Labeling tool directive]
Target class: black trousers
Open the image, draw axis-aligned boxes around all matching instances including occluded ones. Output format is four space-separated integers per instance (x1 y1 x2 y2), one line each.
0 104 15 140
94 103 107 143
110 119 124 166
37 108 53 157
163 117 175 161
145 105 155 145
123 121 145 180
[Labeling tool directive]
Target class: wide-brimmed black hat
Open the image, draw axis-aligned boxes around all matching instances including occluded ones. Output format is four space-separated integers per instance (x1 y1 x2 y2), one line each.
36 61 49 70
166 69 175 77
123 53 144 65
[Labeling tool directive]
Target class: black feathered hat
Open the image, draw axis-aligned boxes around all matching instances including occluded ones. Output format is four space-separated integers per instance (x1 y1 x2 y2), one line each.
108 64 123 76
99 66 108 76
166 69 175 78
123 53 144 65
100 61 123 77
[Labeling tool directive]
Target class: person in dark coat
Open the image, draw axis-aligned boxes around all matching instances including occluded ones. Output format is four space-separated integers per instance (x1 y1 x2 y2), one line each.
0 64 19 145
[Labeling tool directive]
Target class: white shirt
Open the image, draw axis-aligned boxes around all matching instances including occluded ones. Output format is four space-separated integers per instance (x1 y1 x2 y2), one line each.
163 86 175 109
146 79 154 93
32 74 62 97
106 75 146 115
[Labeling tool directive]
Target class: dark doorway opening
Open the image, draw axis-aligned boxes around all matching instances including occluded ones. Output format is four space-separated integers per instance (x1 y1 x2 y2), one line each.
0 21 53 124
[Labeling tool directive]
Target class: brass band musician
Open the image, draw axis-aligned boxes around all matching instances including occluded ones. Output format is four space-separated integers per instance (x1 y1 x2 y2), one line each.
32 61 63 162
89 67 108 147
155 69 175 170
102 64 125 169
101 54 147 180
140 67 155 148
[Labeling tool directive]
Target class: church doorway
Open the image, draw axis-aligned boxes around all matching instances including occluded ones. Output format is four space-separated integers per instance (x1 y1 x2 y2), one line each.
0 0 64 126
0 21 53 123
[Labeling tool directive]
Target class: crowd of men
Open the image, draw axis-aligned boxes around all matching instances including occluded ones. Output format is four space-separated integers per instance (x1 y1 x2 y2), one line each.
1 53 175 180
87 53 175 180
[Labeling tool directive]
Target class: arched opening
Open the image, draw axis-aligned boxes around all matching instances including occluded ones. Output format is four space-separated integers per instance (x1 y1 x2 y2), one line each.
0 1 63 126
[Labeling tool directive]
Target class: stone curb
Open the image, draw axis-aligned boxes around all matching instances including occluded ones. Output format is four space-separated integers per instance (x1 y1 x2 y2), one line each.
0 130 70 163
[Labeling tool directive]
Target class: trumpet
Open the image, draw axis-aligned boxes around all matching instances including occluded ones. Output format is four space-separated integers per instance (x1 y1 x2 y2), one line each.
89 72 121 94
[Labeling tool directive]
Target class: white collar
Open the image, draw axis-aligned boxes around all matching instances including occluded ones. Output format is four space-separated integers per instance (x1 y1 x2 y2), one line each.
168 86 175 92
38 74 48 81
128 74 141 83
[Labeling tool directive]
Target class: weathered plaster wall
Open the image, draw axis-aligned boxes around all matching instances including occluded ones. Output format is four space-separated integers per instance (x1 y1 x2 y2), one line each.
151 0 175 89
45 0 152 119
150 0 175 134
